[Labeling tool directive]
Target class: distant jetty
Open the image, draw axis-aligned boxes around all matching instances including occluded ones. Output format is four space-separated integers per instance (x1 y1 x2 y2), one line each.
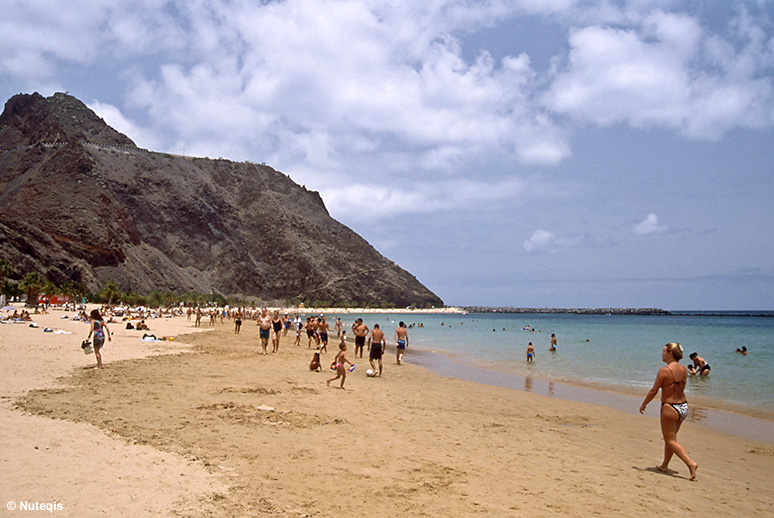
463 307 671 315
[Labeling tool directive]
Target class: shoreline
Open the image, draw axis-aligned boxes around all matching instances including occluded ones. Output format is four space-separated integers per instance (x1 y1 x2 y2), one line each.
407 345 774 443
324 309 774 421
284 306 466 314
6 304 772 430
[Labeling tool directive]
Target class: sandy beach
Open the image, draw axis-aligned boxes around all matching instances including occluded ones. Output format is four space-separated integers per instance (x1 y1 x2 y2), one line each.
2 306 773 517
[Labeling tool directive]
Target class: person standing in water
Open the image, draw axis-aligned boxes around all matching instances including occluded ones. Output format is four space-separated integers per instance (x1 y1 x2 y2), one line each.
526 342 535 362
689 352 710 376
640 342 698 480
395 321 409 365
550 333 557 351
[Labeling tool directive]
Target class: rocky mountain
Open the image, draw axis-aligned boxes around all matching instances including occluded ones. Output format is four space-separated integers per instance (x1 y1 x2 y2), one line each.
0 92 443 307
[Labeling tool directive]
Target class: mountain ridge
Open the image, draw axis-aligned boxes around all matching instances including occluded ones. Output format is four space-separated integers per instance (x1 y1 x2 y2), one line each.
0 92 442 307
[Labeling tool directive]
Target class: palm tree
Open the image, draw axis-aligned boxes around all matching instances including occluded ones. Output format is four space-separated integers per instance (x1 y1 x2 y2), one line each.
40 279 58 305
100 279 123 307
0 259 12 303
56 280 74 306
19 272 47 308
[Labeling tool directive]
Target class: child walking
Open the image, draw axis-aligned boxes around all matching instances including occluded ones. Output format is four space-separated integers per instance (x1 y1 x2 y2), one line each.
327 343 354 389
294 322 301 346
87 309 112 369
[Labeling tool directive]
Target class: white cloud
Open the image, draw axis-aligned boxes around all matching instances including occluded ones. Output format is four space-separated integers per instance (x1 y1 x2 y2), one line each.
632 213 666 235
524 229 555 253
321 177 528 221
3 1 774 218
2 1 773 310
88 101 162 150
544 9 774 139
117 0 571 173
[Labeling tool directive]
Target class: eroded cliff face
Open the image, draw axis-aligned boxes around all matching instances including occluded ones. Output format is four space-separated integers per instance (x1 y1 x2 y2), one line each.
0 93 442 307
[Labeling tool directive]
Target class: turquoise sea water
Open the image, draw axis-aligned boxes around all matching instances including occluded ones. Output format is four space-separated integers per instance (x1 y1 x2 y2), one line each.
331 312 774 414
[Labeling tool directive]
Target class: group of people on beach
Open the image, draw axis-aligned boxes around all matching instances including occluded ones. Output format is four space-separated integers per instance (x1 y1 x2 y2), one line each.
215 306 412 389
326 319 409 389
65 303 721 482
0 309 34 321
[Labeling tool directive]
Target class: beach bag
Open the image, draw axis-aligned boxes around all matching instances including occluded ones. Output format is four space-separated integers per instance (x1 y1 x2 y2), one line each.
81 340 93 355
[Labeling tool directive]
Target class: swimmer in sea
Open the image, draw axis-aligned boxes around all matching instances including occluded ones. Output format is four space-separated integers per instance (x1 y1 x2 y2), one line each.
526 342 535 362
689 352 710 376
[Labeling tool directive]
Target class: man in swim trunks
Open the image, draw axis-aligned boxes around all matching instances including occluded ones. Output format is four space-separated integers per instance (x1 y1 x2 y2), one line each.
526 342 535 362
353 318 369 359
317 316 331 353
234 309 242 334
368 323 386 377
257 308 271 355
689 352 710 376
306 317 317 349
395 321 409 365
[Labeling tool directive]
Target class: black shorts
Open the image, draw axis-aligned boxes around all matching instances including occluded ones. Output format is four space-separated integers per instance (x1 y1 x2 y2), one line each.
369 346 383 360
355 335 366 347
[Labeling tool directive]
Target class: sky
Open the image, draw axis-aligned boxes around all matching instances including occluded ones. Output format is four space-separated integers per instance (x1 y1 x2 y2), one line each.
1 0 773 310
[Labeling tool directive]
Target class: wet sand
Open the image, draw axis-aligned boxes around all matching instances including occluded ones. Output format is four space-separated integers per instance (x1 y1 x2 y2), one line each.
410 348 774 443
3 308 774 517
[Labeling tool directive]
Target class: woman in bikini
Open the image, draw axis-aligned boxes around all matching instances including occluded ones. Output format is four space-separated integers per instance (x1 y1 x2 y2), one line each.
640 342 698 480
271 310 283 353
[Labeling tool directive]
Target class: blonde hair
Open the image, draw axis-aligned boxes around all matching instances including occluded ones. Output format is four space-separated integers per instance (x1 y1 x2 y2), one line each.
665 342 683 361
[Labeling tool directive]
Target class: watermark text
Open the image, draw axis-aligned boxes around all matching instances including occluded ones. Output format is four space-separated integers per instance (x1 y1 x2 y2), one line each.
6 500 63 513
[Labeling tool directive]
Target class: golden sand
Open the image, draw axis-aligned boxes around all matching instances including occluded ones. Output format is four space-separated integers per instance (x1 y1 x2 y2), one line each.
2 307 773 517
